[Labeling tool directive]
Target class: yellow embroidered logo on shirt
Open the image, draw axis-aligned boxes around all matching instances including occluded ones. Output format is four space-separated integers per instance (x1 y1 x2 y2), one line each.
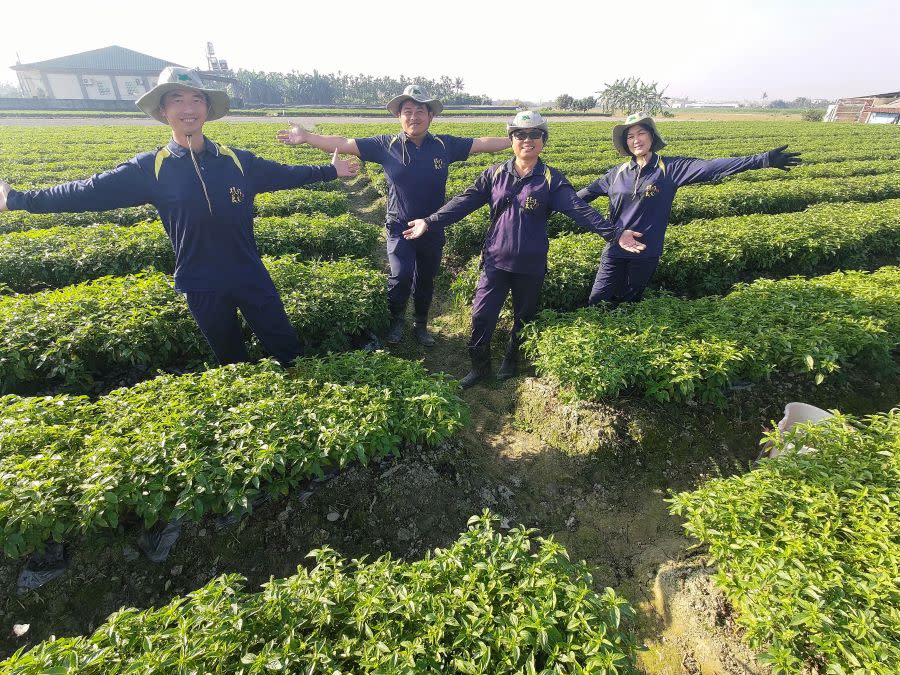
433 158 444 170
644 184 659 198
523 196 539 211
229 187 245 204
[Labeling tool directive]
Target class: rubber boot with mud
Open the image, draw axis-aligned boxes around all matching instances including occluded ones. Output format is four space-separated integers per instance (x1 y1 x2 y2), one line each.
460 345 492 389
496 339 519 381
413 317 435 347
385 314 405 345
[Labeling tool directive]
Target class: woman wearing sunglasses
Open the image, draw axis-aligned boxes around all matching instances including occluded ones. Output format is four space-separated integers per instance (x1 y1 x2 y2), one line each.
404 111 645 388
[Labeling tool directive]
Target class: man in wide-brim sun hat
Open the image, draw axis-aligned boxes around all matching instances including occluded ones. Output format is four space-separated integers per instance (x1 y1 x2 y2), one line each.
577 111 801 306
277 85 511 348
0 66 359 367
403 111 645 388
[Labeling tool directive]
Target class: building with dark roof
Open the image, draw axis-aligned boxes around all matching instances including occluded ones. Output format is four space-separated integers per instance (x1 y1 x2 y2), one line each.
12 45 182 101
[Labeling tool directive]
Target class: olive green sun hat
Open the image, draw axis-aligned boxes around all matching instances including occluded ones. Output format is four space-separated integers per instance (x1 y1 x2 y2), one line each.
386 84 444 115
136 66 230 123
612 111 666 157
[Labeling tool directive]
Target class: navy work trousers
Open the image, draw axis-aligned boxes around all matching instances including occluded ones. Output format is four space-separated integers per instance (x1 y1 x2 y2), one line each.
588 248 660 306
386 226 444 321
184 286 302 366
469 265 545 348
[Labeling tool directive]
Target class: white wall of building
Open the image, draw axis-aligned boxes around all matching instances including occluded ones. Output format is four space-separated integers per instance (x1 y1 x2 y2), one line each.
115 75 148 100
46 73 83 99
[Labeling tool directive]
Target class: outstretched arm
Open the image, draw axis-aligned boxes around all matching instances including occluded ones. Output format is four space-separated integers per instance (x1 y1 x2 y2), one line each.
576 167 616 203
470 137 512 154
667 145 801 187
249 148 359 194
1 160 152 214
404 169 493 239
276 123 361 157
553 180 645 253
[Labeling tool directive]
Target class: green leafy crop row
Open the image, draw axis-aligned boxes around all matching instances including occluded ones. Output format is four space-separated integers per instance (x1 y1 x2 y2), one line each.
0 257 387 393
669 410 900 674
0 214 380 292
451 199 900 310
523 267 900 404
2 512 638 673
0 353 468 559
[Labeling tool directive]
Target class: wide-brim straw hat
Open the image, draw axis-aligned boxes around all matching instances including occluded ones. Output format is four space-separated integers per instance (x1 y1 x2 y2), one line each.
386 84 444 115
136 66 230 123
612 112 666 157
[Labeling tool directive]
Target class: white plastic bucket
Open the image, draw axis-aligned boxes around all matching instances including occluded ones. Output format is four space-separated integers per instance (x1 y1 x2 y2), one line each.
767 402 834 458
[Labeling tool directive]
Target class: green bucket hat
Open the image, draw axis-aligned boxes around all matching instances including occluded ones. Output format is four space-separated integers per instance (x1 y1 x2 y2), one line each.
136 66 230 123
386 85 444 116
612 112 666 157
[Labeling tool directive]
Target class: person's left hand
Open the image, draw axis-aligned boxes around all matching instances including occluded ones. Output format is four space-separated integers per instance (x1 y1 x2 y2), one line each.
331 149 359 178
0 180 10 212
403 219 428 239
618 229 645 253
276 123 307 146
768 145 802 171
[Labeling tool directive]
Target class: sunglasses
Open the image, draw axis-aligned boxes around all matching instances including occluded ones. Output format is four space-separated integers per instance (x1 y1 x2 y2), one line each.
511 130 545 140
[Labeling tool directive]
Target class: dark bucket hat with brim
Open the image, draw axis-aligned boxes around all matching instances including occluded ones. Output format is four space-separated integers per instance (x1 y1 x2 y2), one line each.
136 66 230 123
612 112 666 157
386 85 444 115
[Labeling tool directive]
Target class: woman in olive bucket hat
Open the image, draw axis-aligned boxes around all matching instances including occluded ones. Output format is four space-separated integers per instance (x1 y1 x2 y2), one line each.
278 85 512 348
403 111 645 388
0 66 359 366
577 112 801 305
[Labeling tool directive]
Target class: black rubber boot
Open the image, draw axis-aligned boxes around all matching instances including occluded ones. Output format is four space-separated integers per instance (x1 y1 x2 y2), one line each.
496 339 519 381
413 317 435 347
385 315 405 344
460 345 492 389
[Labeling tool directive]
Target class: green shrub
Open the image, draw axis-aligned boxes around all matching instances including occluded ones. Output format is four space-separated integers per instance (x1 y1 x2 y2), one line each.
523 267 900 404
0 214 380 292
2 512 638 672
669 410 900 674
451 200 900 311
0 257 387 393
0 353 468 559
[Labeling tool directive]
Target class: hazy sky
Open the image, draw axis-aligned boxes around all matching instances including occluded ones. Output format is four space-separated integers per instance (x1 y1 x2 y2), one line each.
3 0 897 102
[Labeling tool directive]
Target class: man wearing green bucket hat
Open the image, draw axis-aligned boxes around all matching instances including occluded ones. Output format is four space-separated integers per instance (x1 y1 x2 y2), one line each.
277 85 511 347
0 66 359 367
578 112 801 306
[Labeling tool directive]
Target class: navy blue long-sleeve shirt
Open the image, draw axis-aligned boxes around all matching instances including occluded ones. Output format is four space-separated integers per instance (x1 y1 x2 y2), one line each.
426 158 621 274
577 152 769 259
6 137 338 291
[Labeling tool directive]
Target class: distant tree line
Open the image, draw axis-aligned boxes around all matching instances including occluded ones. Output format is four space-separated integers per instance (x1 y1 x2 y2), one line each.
229 70 493 106
768 97 832 109
555 77 669 115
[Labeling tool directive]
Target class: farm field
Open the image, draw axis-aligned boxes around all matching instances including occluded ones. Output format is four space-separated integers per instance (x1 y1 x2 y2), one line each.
0 118 898 673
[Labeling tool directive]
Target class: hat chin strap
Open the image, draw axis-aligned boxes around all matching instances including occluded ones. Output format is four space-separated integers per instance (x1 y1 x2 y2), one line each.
185 134 213 215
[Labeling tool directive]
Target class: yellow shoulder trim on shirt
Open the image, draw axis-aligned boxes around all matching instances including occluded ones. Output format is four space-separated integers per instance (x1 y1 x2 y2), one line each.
433 135 446 149
657 156 667 176
154 146 172 179
219 145 244 175
493 164 505 179
544 166 552 187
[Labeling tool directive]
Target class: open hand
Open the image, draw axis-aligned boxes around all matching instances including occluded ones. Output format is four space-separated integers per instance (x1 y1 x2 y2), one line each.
768 145 802 171
403 219 429 240
0 180 10 212
618 229 645 253
331 149 359 178
276 123 308 146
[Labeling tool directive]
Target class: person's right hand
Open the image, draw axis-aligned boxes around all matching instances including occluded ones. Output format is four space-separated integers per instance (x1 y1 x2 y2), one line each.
618 229 645 253
403 219 429 240
276 123 308 146
0 180 10 212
